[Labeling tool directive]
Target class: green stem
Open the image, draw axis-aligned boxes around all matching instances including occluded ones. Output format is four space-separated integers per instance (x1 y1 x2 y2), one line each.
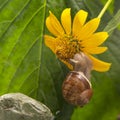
98 0 112 18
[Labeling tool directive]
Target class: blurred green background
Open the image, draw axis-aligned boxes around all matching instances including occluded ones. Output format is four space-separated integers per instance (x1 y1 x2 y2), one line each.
0 0 120 120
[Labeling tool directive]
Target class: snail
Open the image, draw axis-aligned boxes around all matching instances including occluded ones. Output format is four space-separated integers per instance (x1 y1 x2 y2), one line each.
62 52 93 107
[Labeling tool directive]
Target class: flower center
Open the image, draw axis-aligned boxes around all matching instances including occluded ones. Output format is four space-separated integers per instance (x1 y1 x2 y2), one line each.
55 35 83 60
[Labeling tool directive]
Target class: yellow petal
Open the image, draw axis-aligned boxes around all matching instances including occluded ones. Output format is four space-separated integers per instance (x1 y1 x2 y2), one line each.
88 54 111 72
78 18 100 40
82 32 109 47
46 11 65 37
60 59 73 70
44 35 56 53
83 47 108 54
72 10 88 36
61 8 71 35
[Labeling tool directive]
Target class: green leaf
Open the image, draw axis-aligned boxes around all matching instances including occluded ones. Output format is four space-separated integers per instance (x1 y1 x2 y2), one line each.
0 0 120 120
71 0 120 120
0 0 46 105
0 0 45 94
104 10 120 34
0 0 74 119
72 30 120 120
101 0 114 14
114 0 120 13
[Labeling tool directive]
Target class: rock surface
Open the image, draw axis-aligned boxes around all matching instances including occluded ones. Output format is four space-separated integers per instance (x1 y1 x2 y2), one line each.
0 93 54 120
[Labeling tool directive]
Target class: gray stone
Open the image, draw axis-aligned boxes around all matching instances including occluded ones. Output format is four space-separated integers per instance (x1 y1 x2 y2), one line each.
0 93 54 120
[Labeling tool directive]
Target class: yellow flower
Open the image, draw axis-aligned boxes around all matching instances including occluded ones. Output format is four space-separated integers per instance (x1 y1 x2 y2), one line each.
44 8 111 72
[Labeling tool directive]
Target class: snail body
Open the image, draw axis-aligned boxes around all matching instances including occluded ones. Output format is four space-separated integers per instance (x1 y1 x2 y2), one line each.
62 71 93 107
62 53 93 107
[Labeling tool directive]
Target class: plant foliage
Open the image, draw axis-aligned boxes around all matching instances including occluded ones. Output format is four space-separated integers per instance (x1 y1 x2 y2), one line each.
0 0 120 120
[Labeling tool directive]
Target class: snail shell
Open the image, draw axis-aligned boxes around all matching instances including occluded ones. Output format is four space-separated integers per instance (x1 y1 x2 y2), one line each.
62 71 93 107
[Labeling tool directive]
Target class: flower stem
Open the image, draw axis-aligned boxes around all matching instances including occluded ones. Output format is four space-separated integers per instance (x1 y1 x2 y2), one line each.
98 0 112 18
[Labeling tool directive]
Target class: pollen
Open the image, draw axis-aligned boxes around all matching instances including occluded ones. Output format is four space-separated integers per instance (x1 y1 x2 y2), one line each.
55 35 82 60
44 8 111 72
